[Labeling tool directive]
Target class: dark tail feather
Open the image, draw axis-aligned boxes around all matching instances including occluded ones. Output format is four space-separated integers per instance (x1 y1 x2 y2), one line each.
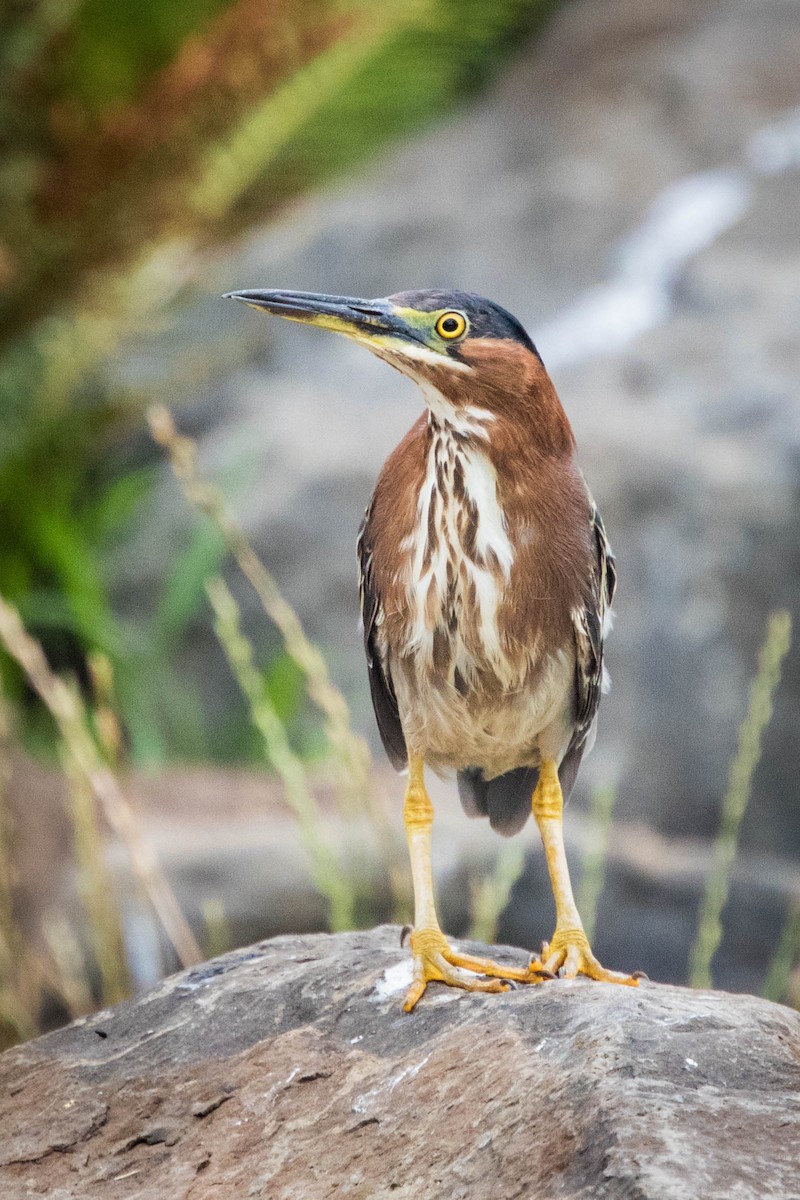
458 752 585 837
557 744 584 802
457 766 539 837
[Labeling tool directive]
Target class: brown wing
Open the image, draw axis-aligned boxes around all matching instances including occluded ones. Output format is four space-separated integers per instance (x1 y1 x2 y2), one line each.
357 500 407 770
559 501 616 798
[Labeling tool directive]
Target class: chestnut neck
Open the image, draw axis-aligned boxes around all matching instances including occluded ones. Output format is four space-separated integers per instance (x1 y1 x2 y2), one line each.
415 338 576 465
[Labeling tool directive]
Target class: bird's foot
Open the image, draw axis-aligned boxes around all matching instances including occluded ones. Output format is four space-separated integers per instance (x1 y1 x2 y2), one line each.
528 927 639 986
403 927 550 1013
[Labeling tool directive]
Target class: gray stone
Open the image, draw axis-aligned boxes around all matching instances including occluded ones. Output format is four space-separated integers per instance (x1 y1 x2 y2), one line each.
1 927 798 1198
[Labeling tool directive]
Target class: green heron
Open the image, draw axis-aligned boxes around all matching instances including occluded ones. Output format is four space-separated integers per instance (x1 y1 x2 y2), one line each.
227 287 638 1010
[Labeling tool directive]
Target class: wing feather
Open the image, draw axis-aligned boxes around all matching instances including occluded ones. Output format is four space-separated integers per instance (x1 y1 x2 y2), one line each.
357 501 407 770
560 502 615 796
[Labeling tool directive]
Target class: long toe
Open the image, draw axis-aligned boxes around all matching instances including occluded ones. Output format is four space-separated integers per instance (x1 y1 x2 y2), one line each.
528 929 638 987
403 929 544 1012
444 946 551 983
403 948 509 1012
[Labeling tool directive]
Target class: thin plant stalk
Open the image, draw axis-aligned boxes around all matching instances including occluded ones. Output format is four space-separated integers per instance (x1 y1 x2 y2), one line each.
0 682 15 955
576 785 616 944
0 685 38 1045
64 749 131 1006
689 609 792 989
39 915 94 1019
207 575 356 931
0 592 202 968
789 962 800 1010
763 900 800 1006
202 898 232 961
0 683 98 1044
469 841 527 946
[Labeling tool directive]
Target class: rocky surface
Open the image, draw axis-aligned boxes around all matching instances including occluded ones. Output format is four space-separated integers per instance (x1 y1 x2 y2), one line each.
1 927 799 1199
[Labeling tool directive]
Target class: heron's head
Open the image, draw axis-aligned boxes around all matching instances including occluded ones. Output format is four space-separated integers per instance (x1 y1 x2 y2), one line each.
225 287 546 417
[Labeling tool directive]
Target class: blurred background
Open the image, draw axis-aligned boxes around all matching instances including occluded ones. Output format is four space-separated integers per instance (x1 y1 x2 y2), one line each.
1 0 799 1046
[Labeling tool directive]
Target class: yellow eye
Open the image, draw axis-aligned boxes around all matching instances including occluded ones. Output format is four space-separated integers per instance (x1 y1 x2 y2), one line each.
435 311 468 340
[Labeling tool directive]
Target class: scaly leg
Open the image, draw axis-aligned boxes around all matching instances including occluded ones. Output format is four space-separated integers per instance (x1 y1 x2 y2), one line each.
402 754 546 1011
528 759 638 986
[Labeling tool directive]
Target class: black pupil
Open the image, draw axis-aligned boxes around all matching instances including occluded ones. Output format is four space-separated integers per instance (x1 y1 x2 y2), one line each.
441 317 459 333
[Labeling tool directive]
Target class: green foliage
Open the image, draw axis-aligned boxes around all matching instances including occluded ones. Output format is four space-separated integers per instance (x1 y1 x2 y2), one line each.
64 0 227 112
469 840 527 946
0 0 548 767
257 0 547 201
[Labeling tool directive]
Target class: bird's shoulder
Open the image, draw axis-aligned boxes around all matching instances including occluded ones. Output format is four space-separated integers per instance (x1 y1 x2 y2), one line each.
359 414 429 583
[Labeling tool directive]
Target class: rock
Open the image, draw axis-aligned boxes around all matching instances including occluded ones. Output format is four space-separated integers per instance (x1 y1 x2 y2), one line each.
1 927 798 1199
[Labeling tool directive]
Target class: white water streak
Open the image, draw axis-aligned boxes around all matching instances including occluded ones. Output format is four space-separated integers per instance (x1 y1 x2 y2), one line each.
535 172 752 369
532 105 800 371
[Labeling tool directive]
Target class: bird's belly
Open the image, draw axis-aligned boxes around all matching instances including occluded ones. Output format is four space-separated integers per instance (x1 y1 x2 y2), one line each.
392 644 575 778
386 427 578 775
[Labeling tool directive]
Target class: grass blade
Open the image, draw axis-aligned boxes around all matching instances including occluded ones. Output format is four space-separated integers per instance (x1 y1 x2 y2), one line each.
763 900 800 1006
206 575 356 931
689 609 792 989
576 784 616 944
469 841 527 946
0 592 202 968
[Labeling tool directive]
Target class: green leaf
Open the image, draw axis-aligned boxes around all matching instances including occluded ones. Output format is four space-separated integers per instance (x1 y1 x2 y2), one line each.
263 653 304 726
87 466 156 543
155 522 227 648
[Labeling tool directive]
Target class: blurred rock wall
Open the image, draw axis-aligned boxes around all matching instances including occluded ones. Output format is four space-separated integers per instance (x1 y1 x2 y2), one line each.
122 0 799 979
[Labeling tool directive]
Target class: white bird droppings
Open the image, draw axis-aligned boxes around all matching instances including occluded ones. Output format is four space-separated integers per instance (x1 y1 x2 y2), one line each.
372 958 414 1001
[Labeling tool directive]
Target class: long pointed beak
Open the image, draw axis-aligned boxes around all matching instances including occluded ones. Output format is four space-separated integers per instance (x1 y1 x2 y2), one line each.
224 289 421 344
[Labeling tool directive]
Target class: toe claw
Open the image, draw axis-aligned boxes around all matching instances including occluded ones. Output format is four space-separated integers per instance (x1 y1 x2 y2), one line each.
525 956 556 980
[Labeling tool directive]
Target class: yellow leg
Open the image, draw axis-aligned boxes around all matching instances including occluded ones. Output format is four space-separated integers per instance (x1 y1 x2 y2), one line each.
528 760 638 986
402 754 547 1012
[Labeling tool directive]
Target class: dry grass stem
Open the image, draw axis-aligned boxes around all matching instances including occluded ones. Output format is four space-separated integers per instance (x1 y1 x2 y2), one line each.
0 592 202 968
0 690 88 1045
39 915 94 1020
207 575 356 931
689 609 792 989
576 785 617 944
64 749 131 1006
0 686 39 1045
0 684 14 947
148 406 377 823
